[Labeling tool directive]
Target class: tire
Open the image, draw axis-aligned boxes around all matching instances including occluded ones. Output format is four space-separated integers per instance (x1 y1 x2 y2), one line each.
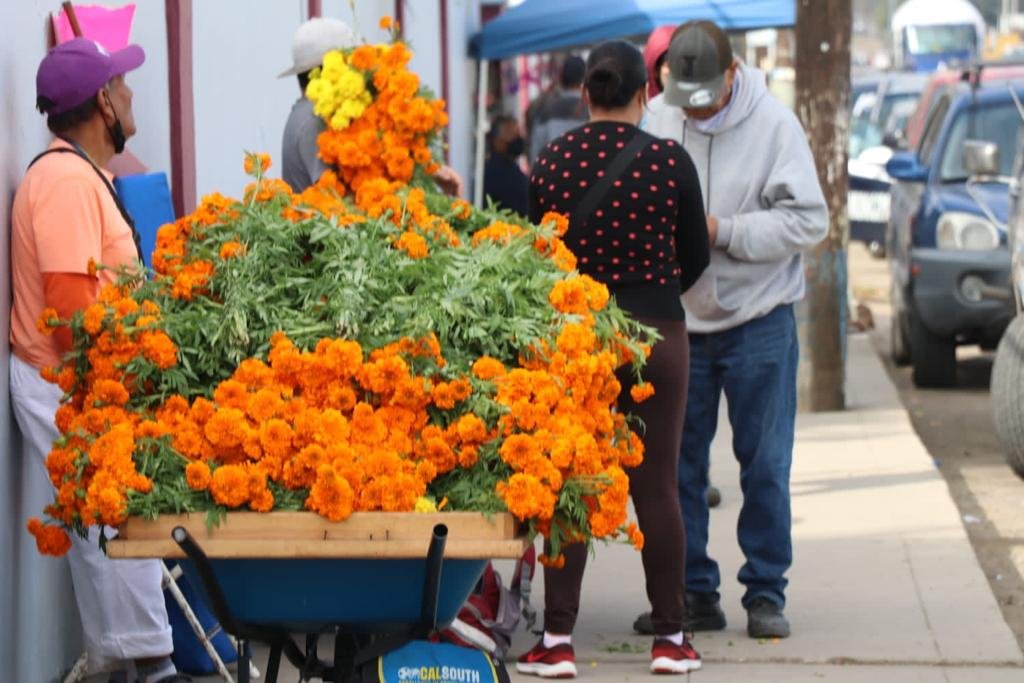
890 311 911 366
992 315 1024 478
910 314 957 388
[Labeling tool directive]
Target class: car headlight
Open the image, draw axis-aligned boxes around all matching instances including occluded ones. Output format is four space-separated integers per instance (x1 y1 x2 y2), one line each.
936 211 1000 251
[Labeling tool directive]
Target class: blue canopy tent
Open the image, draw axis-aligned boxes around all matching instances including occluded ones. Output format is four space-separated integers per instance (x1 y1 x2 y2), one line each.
469 0 795 204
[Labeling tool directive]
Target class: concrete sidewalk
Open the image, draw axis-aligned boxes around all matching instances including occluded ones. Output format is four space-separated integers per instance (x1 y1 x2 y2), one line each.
501 333 1024 681
210 334 1023 681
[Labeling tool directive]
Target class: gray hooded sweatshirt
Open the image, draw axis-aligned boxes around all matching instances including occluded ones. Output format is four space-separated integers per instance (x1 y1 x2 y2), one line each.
644 63 828 333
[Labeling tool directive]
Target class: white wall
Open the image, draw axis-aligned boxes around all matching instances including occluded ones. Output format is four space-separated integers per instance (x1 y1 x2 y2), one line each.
0 5 86 681
191 1 306 199
126 0 172 176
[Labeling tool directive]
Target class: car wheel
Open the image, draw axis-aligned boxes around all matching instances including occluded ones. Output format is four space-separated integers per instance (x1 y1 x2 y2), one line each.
992 316 1024 478
910 314 957 388
890 310 911 366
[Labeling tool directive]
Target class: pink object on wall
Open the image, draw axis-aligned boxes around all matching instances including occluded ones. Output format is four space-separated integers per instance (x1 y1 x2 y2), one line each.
52 4 136 51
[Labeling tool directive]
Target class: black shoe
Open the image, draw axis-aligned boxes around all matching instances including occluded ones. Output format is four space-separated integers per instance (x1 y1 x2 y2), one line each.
706 485 722 508
633 610 655 635
684 591 727 631
633 592 728 635
746 597 790 638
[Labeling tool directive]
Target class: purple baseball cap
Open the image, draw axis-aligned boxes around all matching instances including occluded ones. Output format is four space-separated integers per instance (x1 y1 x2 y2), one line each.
36 37 145 115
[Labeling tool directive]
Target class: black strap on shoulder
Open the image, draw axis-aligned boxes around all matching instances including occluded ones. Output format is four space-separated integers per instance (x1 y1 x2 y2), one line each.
29 146 146 263
569 130 654 230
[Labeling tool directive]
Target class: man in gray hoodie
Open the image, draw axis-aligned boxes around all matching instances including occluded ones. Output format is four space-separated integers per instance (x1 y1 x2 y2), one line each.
637 20 828 639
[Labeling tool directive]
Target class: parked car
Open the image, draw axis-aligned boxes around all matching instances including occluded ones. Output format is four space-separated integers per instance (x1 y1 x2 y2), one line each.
886 79 1024 387
991 147 1024 478
848 73 928 256
904 63 1024 151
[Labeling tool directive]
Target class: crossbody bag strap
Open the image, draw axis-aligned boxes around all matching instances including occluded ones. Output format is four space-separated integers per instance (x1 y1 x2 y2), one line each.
29 146 146 263
569 130 653 230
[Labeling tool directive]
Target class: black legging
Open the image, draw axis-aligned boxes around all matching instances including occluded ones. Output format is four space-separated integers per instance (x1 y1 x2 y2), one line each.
543 317 689 635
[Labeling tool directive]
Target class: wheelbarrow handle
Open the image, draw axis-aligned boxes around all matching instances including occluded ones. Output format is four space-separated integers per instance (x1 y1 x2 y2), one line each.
420 523 448 634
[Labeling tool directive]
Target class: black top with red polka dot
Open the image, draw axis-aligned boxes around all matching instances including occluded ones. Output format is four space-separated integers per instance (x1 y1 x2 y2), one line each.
529 121 709 321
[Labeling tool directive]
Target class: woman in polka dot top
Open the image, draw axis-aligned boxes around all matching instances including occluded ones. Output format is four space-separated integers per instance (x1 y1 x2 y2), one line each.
518 41 710 678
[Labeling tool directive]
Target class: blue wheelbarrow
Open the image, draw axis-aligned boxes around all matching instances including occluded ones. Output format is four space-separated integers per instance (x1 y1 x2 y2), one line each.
109 512 527 682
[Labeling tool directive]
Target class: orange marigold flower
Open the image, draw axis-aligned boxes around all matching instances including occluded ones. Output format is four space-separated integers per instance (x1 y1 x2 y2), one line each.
379 15 393 29
538 553 566 569
209 464 249 507
26 518 72 557
541 211 570 237
396 230 428 259
630 382 655 403
626 522 645 550
219 241 246 260
82 303 107 335
306 464 355 521
185 461 212 490
140 331 178 369
87 257 98 276
496 472 557 521
36 308 60 336
243 152 271 176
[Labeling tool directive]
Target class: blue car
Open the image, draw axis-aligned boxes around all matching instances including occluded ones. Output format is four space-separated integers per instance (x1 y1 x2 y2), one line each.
886 78 1024 387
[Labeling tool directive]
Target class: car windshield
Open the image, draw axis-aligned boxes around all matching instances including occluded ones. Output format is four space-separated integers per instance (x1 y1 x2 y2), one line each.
940 99 1024 181
906 24 976 55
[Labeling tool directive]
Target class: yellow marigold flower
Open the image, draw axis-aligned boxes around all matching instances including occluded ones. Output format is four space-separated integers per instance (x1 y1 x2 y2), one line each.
414 496 437 513
630 382 655 403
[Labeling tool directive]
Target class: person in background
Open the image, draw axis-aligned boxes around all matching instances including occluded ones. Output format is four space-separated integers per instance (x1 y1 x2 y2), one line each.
279 17 356 192
482 114 529 216
642 24 677 99
638 20 828 641
10 38 191 683
519 39 710 678
527 55 587 163
279 18 464 197
641 23 726 522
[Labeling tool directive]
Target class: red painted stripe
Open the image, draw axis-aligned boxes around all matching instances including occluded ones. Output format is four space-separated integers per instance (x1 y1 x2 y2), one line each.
394 0 404 34
166 0 196 217
308 0 322 18
439 0 450 163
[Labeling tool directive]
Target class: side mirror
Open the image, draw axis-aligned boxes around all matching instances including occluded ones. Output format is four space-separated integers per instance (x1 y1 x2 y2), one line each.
886 151 928 182
963 140 1000 177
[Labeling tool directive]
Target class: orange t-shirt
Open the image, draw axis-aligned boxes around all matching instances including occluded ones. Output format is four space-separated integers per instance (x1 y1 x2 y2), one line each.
10 139 139 370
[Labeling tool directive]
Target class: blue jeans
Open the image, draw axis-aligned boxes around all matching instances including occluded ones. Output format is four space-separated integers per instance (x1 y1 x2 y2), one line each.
678 304 797 608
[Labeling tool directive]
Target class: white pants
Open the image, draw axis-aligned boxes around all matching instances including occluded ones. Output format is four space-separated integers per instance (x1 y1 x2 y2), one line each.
10 354 173 672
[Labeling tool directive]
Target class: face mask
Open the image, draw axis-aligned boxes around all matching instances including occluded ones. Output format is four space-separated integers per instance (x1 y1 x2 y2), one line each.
506 137 525 158
104 90 127 154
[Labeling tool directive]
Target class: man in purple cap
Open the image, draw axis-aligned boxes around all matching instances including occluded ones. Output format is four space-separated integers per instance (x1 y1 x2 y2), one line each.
10 38 192 683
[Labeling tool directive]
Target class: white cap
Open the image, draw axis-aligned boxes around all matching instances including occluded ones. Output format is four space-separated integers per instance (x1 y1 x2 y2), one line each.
278 17 356 78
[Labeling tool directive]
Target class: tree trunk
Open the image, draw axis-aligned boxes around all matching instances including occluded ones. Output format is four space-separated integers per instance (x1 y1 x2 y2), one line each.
795 0 851 412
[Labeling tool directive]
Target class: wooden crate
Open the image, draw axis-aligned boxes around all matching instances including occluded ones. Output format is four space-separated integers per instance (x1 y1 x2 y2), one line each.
106 511 530 559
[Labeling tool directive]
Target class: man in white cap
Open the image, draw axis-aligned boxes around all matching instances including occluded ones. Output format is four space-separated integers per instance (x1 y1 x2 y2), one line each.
280 17 464 196
279 17 356 192
637 19 828 641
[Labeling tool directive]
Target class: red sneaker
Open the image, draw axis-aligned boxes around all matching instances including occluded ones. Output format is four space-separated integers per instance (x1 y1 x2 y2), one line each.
650 637 702 674
516 639 577 678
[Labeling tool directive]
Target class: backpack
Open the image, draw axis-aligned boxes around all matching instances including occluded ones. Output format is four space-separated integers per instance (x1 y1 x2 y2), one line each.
351 640 509 683
437 546 537 660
